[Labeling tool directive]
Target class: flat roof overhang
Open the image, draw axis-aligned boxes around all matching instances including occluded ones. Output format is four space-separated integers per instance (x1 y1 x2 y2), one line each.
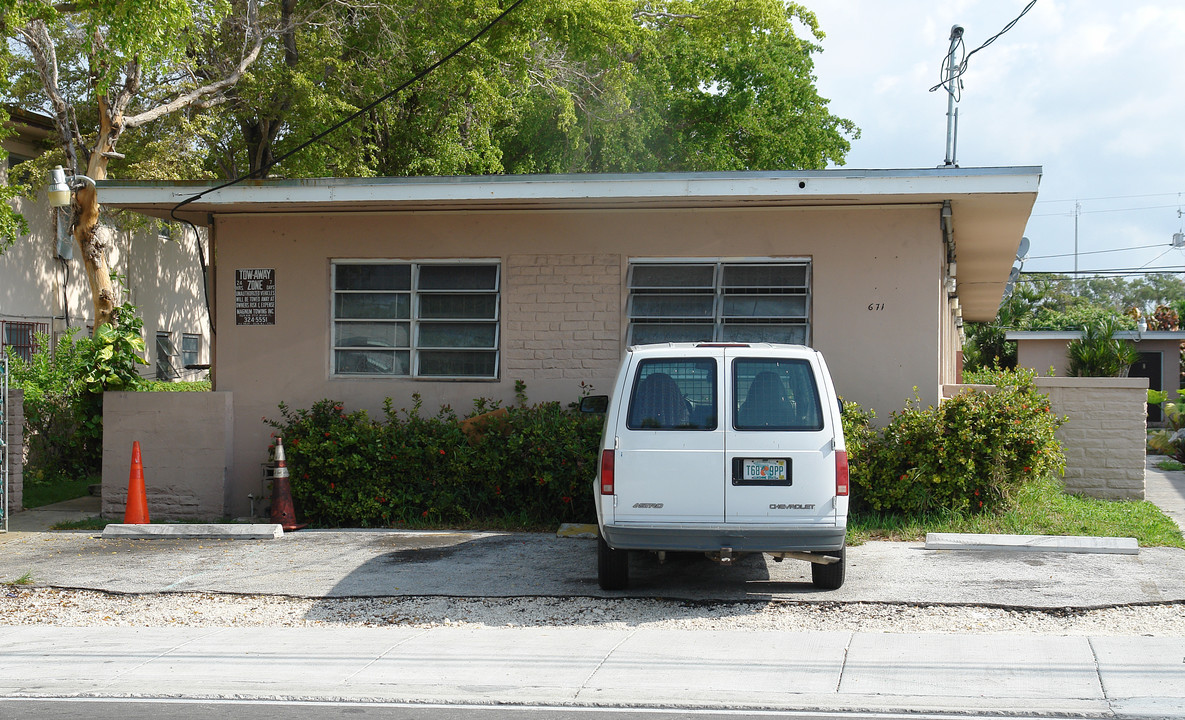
98 167 1040 321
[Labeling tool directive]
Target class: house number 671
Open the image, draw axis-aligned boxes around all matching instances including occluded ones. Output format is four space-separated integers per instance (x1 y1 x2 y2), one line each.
868 303 885 311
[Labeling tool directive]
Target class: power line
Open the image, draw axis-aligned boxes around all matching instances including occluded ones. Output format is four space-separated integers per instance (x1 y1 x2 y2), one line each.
1035 192 1184 205
929 0 1038 96
169 0 529 219
1020 269 1185 276
1031 203 1181 218
1026 243 1166 260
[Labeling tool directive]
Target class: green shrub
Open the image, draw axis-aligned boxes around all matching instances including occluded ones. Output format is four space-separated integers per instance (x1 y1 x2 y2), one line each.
6 330 102 482
855 369 1065 515
7 300 151 485
1067 316 1139 377
143 381 212 392
266 389 604 528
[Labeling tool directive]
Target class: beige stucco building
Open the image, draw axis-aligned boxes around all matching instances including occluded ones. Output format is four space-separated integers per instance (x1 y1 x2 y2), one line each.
100 168 1040 518
1 110 211 381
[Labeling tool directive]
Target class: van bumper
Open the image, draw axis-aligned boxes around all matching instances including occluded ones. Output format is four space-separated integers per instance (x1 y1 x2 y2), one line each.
601 523 846 553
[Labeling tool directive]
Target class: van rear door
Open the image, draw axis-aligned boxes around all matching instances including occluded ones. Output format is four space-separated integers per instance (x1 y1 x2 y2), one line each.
610 353 725 524
724 350 837 525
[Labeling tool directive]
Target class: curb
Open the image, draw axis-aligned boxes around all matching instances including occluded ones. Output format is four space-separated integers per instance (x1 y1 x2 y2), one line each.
101 524 284 540
925 532 1139 554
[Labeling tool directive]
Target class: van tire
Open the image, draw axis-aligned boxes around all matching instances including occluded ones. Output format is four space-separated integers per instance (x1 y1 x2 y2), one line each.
811 544 845 590
598 536 629 590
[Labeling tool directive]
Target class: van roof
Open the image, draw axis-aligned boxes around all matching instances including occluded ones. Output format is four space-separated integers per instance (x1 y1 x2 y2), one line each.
626 342 817 357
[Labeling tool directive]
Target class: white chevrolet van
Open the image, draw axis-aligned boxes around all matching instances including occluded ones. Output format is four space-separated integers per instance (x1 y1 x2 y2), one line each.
582 343 849 590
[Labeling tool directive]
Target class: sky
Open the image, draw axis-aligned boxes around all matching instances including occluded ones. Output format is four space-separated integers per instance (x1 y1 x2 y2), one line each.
808 0 1185 278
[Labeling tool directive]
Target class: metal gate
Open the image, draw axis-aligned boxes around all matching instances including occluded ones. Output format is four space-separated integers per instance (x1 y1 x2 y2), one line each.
1 352 8 532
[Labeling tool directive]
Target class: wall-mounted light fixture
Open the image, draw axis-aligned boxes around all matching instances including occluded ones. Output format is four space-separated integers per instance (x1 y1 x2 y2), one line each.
47 166 96 208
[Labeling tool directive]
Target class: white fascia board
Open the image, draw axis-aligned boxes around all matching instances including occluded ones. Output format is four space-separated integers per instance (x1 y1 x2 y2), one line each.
1006 330 1185 340
97 167 1042 210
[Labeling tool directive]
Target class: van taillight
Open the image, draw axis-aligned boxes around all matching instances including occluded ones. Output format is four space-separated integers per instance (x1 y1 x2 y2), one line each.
600 449 615 495
836 450 849 496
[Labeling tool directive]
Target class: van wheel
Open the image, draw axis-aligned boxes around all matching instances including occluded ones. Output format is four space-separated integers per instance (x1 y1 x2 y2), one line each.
598 536 629 590
811 545 845 590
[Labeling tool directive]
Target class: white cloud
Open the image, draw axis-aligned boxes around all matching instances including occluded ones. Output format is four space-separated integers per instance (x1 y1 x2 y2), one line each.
810 0 1185 274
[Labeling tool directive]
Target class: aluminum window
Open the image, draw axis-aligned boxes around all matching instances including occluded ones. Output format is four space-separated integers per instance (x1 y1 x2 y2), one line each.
627 261 810 345
155 332 178 381
332 261 499 378
181 334 202 368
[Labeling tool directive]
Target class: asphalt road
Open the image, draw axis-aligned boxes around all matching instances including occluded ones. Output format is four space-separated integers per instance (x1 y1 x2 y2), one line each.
1 530 1183 607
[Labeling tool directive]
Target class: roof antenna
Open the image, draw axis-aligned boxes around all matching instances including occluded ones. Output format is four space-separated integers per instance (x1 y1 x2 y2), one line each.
942 25 965 167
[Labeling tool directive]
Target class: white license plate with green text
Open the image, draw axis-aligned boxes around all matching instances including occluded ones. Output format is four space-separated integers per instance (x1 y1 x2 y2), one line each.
743 459 786 482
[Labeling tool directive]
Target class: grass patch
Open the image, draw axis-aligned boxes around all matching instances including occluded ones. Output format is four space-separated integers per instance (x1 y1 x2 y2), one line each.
848 474 1185 548
50 517 111 531
22 477 95 509
1155 458 1185 472
3 571 34 586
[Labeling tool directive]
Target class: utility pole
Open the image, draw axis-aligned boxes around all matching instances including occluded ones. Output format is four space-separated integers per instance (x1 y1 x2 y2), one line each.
1074 201 1081 294
943 25 964 167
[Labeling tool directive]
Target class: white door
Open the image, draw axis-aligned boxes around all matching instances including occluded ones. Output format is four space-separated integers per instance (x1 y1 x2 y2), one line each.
724 352 837 525
610 353 726 524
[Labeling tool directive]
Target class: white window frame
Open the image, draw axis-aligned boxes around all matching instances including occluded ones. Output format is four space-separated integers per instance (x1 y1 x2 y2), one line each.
331 259 501 380
626 258 812 346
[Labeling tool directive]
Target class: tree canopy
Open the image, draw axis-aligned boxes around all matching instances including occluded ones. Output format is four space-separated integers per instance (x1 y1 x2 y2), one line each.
962 272 1185 372
4 0 858 185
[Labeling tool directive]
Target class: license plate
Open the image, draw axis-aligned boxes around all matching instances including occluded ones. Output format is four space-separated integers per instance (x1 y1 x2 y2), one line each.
743 459 786 482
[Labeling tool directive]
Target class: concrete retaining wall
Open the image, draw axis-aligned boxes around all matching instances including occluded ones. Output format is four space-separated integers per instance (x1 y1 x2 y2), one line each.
1036 377 1148 501
102 392 233 520
4 388 22 514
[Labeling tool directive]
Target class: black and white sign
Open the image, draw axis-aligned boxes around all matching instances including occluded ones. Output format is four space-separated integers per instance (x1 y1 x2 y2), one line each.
235 268 276 326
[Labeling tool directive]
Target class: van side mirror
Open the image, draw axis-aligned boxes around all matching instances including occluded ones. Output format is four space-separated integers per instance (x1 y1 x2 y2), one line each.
838 398 845 417
580 395 609 414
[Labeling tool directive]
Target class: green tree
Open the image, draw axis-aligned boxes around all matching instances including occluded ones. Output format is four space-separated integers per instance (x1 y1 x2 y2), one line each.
203 0 857 179
2 0 263 329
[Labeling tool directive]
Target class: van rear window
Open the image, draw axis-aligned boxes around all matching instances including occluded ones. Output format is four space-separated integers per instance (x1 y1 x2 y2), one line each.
627 359 717 430
733 359 823 431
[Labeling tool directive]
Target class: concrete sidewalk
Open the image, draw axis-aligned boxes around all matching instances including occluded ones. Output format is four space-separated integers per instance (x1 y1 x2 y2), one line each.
0 625 1182 718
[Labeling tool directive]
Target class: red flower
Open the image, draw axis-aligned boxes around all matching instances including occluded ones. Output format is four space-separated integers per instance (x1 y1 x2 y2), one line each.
561 496 572 504
1023 466 1031 472
422 510 429 518
324 432 330 437
439 449 446 455
330 482 335 490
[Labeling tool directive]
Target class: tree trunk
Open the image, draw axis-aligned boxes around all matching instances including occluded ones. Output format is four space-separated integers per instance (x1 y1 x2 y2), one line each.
77 106 119 333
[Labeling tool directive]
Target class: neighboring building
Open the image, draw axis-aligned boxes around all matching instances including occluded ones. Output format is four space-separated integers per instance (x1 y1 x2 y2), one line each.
100 167 1040 518
1007 328 1184 424
0 110 210 380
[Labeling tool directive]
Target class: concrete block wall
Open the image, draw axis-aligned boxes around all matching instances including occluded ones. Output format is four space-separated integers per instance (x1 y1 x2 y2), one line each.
102 391 233 520
4 388 22 515
1035 377 1148 501
504 254 621 382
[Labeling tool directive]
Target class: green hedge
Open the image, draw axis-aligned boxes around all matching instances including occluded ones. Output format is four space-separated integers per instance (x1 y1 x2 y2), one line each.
846 368 1065 515
266 393 603 528
268 370 1065 528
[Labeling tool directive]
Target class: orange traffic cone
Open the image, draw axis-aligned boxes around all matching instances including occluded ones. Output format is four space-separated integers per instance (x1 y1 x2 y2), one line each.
269 437 305 531
124 440 150 524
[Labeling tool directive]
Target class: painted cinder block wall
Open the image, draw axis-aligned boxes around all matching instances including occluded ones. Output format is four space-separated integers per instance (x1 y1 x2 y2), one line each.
1035 377 1148 501
101 391 233 520
209 205 949 517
